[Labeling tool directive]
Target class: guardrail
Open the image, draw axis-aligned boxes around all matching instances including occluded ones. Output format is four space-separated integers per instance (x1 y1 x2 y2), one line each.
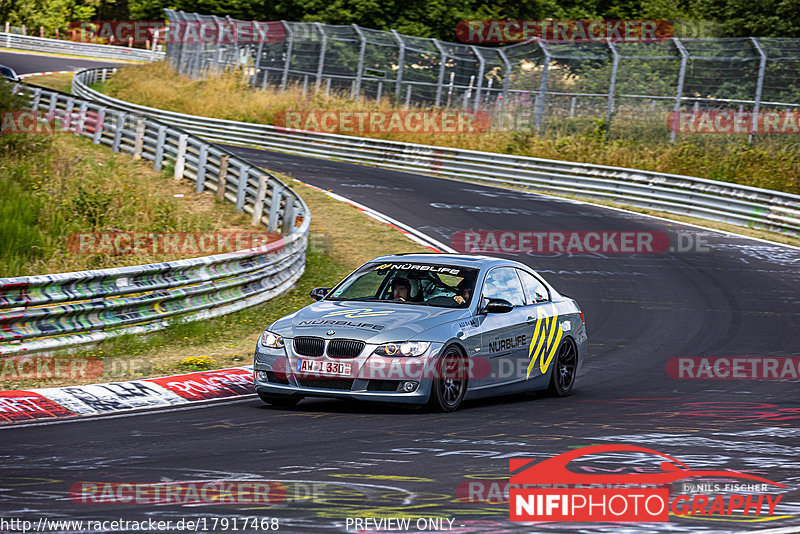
73 67 800 237
1 32 163 62
0 81 310 355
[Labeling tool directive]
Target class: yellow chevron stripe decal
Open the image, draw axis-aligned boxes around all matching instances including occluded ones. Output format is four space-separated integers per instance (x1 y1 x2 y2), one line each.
525 309 546 378
540 318 563 375
526 304 562 379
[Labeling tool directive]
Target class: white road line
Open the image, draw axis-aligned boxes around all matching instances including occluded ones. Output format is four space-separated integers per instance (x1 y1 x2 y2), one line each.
294 179 456 253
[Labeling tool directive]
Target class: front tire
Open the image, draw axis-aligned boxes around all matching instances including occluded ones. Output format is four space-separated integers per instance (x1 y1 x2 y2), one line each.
546 338 578 397
427 346 468 412
258 392 301 408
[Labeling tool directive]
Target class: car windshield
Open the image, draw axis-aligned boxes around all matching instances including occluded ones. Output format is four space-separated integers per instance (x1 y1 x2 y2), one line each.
0 67 15 79
327 261 478 308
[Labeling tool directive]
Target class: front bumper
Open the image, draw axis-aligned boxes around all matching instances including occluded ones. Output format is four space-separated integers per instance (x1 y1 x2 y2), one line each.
253 340 445 405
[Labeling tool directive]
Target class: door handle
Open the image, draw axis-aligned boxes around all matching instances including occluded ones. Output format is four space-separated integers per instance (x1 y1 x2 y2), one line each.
526 316 537 324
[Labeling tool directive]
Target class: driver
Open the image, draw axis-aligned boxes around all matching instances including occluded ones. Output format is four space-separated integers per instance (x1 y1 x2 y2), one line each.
390 277 412 301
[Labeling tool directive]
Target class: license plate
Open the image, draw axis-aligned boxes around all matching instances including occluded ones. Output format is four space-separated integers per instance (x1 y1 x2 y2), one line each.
297 359 352 376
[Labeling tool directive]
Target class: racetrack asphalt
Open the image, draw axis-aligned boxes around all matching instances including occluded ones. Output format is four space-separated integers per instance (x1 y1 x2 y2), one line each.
2 53 799 533
0 50 123 75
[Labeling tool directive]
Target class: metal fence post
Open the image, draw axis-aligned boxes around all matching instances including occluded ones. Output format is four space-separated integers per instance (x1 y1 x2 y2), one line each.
112 111 126 152
605 38 620 139
92 109 105 144
133 119 145 159
314 22 328 91
151 27 160 61
153 125 167 169
174 134 188 180
47 92 58 116
74 101 87 136
196 144 208 191
670 38 689 143
352 24 367 101
236 163 251 212
391 30 405 100
533 40 551 134
63 97 74 132
268 184 284 232
173 11 186 74
497 49 511 113
433 39 447 107
214 16 225 72
750 37 767 144
252 175 268 225
282 195 296 235
191 13 205 76
280 21 293 91
216 155 230 200
252 26 265 88
31 87 42 111
471 46 486 112
226 15 239 72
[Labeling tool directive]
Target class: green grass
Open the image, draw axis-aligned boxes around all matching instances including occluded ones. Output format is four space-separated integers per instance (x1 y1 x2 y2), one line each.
0 128 263 277
24 72 74 93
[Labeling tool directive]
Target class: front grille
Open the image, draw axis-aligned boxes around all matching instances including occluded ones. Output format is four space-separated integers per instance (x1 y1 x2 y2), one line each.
293 336 325 357
327 339 365 358
266 371 289 385
297 378 354 390
367 380 400 392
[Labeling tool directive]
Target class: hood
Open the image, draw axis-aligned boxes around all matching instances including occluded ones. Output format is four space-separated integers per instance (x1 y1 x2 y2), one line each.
271 300 470 343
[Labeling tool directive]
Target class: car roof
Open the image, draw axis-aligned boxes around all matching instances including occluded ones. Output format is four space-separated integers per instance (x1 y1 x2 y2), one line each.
369 253 528 270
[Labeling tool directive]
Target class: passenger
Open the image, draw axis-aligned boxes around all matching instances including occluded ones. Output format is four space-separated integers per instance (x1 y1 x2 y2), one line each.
453 279 472 306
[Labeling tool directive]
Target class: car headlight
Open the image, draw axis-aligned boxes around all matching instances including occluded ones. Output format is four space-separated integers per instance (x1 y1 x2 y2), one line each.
374 341 431 357
260 330 285 349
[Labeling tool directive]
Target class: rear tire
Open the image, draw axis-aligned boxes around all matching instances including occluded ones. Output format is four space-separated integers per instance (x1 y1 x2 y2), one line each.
546 338 578 397
258 392 301 407
427 346 468 412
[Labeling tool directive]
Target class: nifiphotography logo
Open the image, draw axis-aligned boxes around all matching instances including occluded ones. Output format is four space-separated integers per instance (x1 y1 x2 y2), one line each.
508 444 786 522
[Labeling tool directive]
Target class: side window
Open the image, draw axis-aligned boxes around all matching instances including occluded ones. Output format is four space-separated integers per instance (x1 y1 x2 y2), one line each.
518 270 550 304
481 267 525 307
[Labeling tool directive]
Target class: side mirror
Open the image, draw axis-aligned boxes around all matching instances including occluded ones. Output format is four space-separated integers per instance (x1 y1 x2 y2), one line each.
310 287 331 301
482 298 514 314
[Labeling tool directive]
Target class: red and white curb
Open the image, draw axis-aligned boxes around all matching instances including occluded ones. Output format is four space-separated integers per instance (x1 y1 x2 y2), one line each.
0 366 254 423
18 70 75 79
295 179 455 253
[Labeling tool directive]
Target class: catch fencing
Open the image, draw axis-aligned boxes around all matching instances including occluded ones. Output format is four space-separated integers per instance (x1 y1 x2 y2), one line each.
0 80 309 355
164 10 800 142
73 67 800 239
